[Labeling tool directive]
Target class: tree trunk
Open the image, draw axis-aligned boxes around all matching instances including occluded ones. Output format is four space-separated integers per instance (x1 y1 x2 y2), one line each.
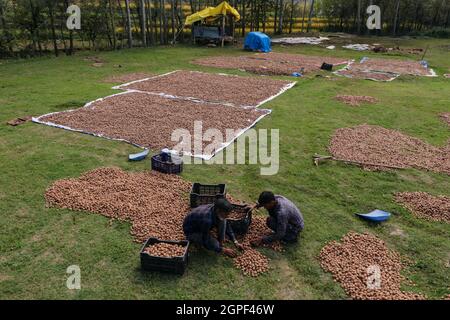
140 0 147 46
278 0 285 34
48 2 58 57
171 0 175 43
146 0 154 45
241 0 246 37
0 0 6 29
301 0 307 32
109 0 117 49
159 0 164 43
393 0 400 36
289 0 295 34
262 0 267 33
357 0 361 34
62 0 74 55
274 0 278 34
125 0 133 47
117 0 126 48
306 0 315 33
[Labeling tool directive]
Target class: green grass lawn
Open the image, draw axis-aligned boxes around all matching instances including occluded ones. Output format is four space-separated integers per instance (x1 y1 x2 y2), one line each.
0 36 449 299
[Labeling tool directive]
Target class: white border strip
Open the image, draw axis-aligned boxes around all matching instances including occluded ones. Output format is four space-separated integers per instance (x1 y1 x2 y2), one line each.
176 109 272 160
359 57 438 78
32 91 272 160
113 70 297 109
335 69 400 82
334 59 400 82
334 58 437 81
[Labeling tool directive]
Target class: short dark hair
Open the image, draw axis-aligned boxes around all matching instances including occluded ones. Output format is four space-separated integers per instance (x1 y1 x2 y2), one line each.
214 198 233 213
258 191 275 205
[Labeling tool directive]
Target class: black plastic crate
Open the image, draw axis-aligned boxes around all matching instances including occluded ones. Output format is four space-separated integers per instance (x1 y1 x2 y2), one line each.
151 154 183 174
140 238 189 275
228 204 253 235
190 183 226 208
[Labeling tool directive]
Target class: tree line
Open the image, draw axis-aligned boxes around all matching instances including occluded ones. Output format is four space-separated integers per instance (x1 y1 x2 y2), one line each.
0 0 449 58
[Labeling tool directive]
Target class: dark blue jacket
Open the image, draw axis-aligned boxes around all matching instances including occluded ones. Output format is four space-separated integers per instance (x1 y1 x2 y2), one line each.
183 204 236 252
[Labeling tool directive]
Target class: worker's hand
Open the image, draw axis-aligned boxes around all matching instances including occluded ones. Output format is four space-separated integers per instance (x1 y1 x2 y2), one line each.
250 238 263 247
234 242 245 251
245 203 259 212
222 248 237 258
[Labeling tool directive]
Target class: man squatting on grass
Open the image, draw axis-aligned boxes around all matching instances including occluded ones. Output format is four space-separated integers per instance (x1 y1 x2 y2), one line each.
183 198 244 258
251 191 304 246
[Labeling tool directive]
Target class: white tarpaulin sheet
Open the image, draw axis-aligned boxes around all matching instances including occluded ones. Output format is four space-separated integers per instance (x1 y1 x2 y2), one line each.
272 36 329 45
342 44 371 51
33 71 296 160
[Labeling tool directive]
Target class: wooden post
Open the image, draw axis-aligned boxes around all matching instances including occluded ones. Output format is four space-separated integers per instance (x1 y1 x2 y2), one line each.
232 17 235 40
221 15 225 47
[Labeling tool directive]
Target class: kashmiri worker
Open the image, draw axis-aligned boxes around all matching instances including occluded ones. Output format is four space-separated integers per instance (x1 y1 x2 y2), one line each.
183 198 244 257
251 191 304 246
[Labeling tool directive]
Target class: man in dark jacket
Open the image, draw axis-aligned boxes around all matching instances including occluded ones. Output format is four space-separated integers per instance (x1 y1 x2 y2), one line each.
183 198 244 257
251 191 304 246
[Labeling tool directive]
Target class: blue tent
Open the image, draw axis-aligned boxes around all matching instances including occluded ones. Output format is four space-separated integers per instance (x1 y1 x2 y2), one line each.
244 32 271 53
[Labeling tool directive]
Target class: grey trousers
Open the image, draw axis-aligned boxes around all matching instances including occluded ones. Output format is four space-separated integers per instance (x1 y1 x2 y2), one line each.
266 217 300 243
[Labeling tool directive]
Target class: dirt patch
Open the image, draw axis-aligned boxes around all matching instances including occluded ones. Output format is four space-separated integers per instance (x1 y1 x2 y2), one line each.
193 52 349 76
36 92 269 156
319 232 426 300
329 124 450 174
103 73 155 84
45 167 192 242
0 274 13 282
84 56 104 64
389 225 407 238
7 116 33 126
335 95 378 106
395 192 450 224
117 70 294 108
440 113 450 127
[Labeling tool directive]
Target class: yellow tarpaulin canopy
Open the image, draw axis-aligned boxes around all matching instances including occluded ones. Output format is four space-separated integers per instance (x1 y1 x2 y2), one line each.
185 1 241 26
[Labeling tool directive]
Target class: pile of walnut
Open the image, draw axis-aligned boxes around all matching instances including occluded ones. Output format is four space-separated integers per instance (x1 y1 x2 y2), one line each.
329 124 450 174
319 232 426 300
233 249 269 277
45 168 283 277
335 95 378 107
230 214 283 277
144 242 185 258
240 215 283 252
227 208 247 221
45 167 191 243
395 192 450 224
